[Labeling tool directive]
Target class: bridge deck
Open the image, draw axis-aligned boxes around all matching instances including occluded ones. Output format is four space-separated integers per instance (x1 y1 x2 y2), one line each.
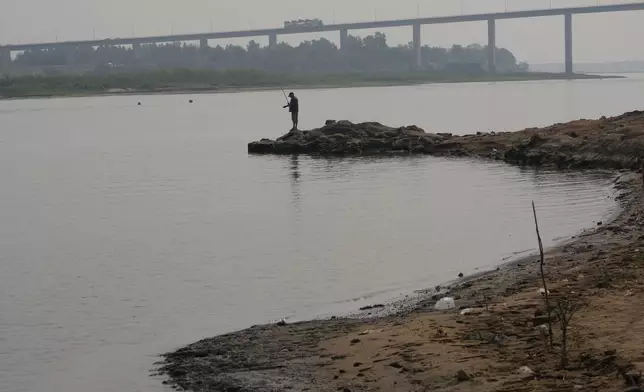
3 2 644 51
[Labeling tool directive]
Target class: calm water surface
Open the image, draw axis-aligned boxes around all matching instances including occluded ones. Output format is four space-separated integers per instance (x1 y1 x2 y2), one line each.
2 75 643 392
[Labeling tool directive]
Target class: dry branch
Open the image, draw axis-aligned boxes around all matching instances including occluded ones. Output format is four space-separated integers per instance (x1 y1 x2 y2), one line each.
533 201 553 348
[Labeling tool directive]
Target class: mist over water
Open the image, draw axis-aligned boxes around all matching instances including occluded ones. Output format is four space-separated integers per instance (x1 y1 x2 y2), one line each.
1 76 641 392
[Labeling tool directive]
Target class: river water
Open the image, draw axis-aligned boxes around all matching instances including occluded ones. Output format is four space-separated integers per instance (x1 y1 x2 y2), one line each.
2 75 644 392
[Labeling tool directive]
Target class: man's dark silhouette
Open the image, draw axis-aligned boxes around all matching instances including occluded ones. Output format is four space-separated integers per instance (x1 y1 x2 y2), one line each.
283 92 299 130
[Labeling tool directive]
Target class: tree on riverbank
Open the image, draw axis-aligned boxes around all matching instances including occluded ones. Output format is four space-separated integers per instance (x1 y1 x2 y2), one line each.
11 33 526 75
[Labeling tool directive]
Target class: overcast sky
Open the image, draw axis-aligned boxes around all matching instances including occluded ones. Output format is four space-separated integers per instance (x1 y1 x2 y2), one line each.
1 0 642 63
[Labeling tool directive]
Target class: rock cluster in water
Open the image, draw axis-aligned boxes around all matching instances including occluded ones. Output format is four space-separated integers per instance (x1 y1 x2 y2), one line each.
248 120 454 155
248 111 644 170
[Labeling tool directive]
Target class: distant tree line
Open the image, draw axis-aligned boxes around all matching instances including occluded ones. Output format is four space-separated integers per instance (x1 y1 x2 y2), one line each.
12 32 527 75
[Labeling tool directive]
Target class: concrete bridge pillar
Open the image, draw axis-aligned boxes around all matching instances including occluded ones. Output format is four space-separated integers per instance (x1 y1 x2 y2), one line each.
64 45 77 66
268 33 277 48
340 29 348 50
564 13 573 74
196 39 210 67
412 23 422 68
132 43 142 60
487 19 496 74
0 48 11 70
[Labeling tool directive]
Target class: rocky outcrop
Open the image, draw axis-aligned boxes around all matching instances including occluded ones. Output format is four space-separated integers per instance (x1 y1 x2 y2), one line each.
248 111 644 170
247 121 453 155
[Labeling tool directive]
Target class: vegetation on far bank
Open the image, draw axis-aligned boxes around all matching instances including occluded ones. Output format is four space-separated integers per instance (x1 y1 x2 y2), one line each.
12 32 526 74
1 31 619 99
0 69 615 99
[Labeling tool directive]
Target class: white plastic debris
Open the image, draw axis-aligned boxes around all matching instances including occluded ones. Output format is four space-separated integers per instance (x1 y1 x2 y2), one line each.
535 324 549 335
359 329 375 336
459 308 474 316
517 366 535 376
537 288 550 295
434 297 456 310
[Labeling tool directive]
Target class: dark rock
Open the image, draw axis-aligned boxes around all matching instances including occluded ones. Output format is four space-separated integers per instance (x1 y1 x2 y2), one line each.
168 368 187 377
490 334 508 346
276 319 287 326
534 316 550 326
359 304 385 311
597 221 603 226
458 272 464 278
249 121 431 155
456 369 473 382
350 338 361 345
353 362 362 367
166 350 209 359
533 309 550 326
623 370 642 386
247 139 277 154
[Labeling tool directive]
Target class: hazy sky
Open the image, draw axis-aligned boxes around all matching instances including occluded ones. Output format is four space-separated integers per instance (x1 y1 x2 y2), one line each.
1 0 642 63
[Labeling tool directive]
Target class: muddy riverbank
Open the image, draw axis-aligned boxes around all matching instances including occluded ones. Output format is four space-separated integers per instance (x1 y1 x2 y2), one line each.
160 111 644 392
249 111 644 172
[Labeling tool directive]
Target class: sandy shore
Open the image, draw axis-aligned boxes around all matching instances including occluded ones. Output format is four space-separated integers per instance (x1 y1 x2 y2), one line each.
158 111 644 392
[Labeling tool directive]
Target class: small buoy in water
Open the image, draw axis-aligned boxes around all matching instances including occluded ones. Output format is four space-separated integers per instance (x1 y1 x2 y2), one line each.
189 99 193 103
137 102 141 106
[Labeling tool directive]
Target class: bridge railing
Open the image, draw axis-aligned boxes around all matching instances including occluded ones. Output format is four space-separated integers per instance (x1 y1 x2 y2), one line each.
362 0 644 21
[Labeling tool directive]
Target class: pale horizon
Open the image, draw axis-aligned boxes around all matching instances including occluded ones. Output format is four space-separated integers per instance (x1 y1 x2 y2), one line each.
1 0 643 64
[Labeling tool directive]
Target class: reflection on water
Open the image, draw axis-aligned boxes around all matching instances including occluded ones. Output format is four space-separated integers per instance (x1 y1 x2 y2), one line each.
289 155 302 211
0 78 634 392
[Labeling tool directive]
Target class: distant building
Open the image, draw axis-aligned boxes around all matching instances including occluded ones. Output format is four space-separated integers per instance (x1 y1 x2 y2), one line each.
284 19 324 29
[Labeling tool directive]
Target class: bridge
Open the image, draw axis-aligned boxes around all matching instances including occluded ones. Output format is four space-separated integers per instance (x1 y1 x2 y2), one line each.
2 2 644 74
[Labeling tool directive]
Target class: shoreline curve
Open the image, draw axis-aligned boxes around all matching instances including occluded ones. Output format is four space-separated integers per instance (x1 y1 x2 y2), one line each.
160 110 644 392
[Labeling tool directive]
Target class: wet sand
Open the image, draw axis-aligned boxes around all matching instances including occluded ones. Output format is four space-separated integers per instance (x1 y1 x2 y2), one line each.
158 110 644 392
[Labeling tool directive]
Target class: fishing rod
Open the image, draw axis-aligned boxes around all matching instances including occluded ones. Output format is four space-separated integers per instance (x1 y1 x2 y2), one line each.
280 88 289 105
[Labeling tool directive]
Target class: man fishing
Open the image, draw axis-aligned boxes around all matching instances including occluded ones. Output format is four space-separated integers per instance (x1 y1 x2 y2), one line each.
283 92 299 130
